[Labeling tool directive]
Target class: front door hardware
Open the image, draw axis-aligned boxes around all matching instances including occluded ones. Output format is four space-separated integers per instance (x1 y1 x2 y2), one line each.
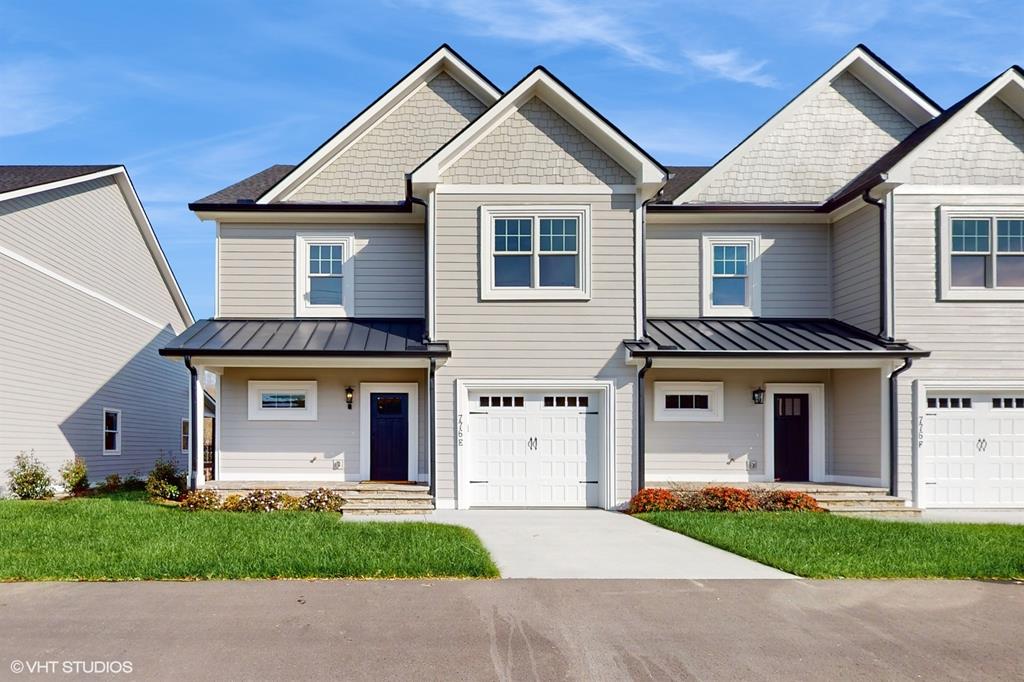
976 438 988 452
527 437 538 450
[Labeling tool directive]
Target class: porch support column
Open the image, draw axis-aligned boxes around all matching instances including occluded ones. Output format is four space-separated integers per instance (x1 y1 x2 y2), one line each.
185 357 204 490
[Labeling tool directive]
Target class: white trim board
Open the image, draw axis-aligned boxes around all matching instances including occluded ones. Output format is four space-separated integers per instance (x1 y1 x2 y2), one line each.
452 378 617 510
436 184 636 195
763 383 827 483
359 382 421 482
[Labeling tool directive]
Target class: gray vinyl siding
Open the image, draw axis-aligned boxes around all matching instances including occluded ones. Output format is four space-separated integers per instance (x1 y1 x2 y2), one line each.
433 193 637 506
645 222 830 318
0 181 190 487
218 367 426 480
831 204 881 332
892 190 1024 499
831 368 884 479
218 223 424 318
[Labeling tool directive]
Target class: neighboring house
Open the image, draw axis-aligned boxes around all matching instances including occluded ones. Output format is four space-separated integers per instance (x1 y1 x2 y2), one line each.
163 44 1024 510
0 166 194 489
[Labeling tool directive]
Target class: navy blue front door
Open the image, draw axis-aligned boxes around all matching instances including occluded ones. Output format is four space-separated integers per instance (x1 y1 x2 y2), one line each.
370 393 409 481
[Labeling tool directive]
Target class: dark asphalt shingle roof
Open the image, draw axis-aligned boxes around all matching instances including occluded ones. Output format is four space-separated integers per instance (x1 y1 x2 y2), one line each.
160 318 450 357
626 318 926 357
192 164 296 205
0 165 119 195
657 166 711 203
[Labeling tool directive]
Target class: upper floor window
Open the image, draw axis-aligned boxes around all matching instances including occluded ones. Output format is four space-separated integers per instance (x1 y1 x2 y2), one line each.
701 235 761 317
480 205 591 301
295 233 355 317
940 208 1024 301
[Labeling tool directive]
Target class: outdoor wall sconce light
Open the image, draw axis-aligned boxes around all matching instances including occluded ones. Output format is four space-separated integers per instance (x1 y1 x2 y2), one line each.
752 388 766 405
345 386 354 409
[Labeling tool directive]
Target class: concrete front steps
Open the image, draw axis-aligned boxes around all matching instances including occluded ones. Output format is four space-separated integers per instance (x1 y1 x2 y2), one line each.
201 481 434 515
662 482 920 518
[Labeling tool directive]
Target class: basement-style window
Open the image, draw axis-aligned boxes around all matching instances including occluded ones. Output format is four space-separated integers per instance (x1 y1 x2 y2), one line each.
702 235 761 317
939 208 1024 300
654 382 724 422
103 408 121 455
295 233 355 316
248 381 318 421
480 205 591 301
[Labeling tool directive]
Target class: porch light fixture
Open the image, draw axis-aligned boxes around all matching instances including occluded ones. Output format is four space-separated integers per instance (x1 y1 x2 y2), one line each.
345 386 354 409
752 388 765 405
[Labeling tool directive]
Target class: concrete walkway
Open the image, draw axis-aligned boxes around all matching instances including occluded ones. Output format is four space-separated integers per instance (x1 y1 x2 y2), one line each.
426 509 792 579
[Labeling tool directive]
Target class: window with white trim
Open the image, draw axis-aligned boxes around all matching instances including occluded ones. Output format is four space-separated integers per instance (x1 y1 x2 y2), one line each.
701 235 760 317
940 208 1024 300
103 408 121 455
247 381 318 421
295 234 355 316
181 418 190 453
480 205 591 300
654 382 724 422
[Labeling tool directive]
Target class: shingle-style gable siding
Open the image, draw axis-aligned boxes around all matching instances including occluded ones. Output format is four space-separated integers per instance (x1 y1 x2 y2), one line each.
442 97 633 185
908 98 1024 184
696 73 915 203
290 73 486 202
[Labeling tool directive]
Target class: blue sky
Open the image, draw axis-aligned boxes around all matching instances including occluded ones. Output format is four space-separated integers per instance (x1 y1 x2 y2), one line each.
3 0 1021 318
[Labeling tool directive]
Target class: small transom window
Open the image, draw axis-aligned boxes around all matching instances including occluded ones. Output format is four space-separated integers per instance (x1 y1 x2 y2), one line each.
655 382 724 422
665 394 710 411
481 206 590 301
248 381 318 421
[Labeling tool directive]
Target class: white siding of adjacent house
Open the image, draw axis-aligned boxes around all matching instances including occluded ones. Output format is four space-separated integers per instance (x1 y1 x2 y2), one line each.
433 192 637 506
218 367 426 480
0 179 190 486
217 223 425 318
645 222 830 318
831 204 881 332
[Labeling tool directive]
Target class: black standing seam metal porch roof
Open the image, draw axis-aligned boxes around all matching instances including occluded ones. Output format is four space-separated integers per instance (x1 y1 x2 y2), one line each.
626 318 927 358
159 318 449 357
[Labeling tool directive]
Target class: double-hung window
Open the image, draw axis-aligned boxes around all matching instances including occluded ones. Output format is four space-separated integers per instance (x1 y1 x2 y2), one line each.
295 234 355 316
180 418 190 454
940 208 1024 300
481 206 591 300
702 235 761 316
103 408 121 455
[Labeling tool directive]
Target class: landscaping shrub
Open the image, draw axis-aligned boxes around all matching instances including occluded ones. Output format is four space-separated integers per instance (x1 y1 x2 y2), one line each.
146 457 185 501
628 487 681 513
300 487 344 512
685 486 759 512
6 451 54 500
280 494 302 511
221 494 244 512
59 457 89 496
179 489 222 511
99 473 122 494
239 489 284 512
753 488 824 512
122 475 146 492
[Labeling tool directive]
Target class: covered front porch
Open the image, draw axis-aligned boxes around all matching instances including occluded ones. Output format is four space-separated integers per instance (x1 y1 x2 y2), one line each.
629 318 929 493
159 318 449 494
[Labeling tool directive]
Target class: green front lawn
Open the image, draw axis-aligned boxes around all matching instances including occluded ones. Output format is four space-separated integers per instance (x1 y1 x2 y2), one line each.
0 492 498 581
639 511 1024 579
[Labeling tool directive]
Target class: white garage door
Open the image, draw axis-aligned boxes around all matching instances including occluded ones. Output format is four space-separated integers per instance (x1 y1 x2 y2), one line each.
468 391 600 507
922 392 1024 507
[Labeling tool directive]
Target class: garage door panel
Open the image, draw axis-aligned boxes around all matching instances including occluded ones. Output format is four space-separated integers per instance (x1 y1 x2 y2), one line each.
923 392 1024 508
469 391 600 508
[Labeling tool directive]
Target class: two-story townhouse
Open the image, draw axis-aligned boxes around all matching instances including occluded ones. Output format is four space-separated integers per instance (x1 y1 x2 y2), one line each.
162 43 1024 511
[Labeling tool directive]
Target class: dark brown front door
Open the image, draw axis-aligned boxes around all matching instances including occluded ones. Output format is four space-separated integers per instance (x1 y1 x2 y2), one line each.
774 394 809 481
370 393 409 481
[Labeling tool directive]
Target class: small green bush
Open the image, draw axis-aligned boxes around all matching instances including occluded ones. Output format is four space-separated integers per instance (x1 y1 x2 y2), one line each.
280 494 302 511
299 487 344 512
221 494 245 512
179 489 222 511
146 456 185 501
99 473 122 494
59 457 89 495
239 489 284 512
6 451 54 500
122 474 146 491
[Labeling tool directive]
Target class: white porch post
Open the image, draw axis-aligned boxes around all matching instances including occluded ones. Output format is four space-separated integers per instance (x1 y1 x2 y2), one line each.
192 366 205 488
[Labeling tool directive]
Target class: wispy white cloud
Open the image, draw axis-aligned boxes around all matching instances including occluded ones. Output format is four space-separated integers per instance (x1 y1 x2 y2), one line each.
0 60 82 137
423 0 778 87
685 50 777 88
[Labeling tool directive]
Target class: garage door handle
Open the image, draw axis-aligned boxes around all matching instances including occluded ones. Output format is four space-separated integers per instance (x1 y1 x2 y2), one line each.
579 480 598 484
469 480 488 484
